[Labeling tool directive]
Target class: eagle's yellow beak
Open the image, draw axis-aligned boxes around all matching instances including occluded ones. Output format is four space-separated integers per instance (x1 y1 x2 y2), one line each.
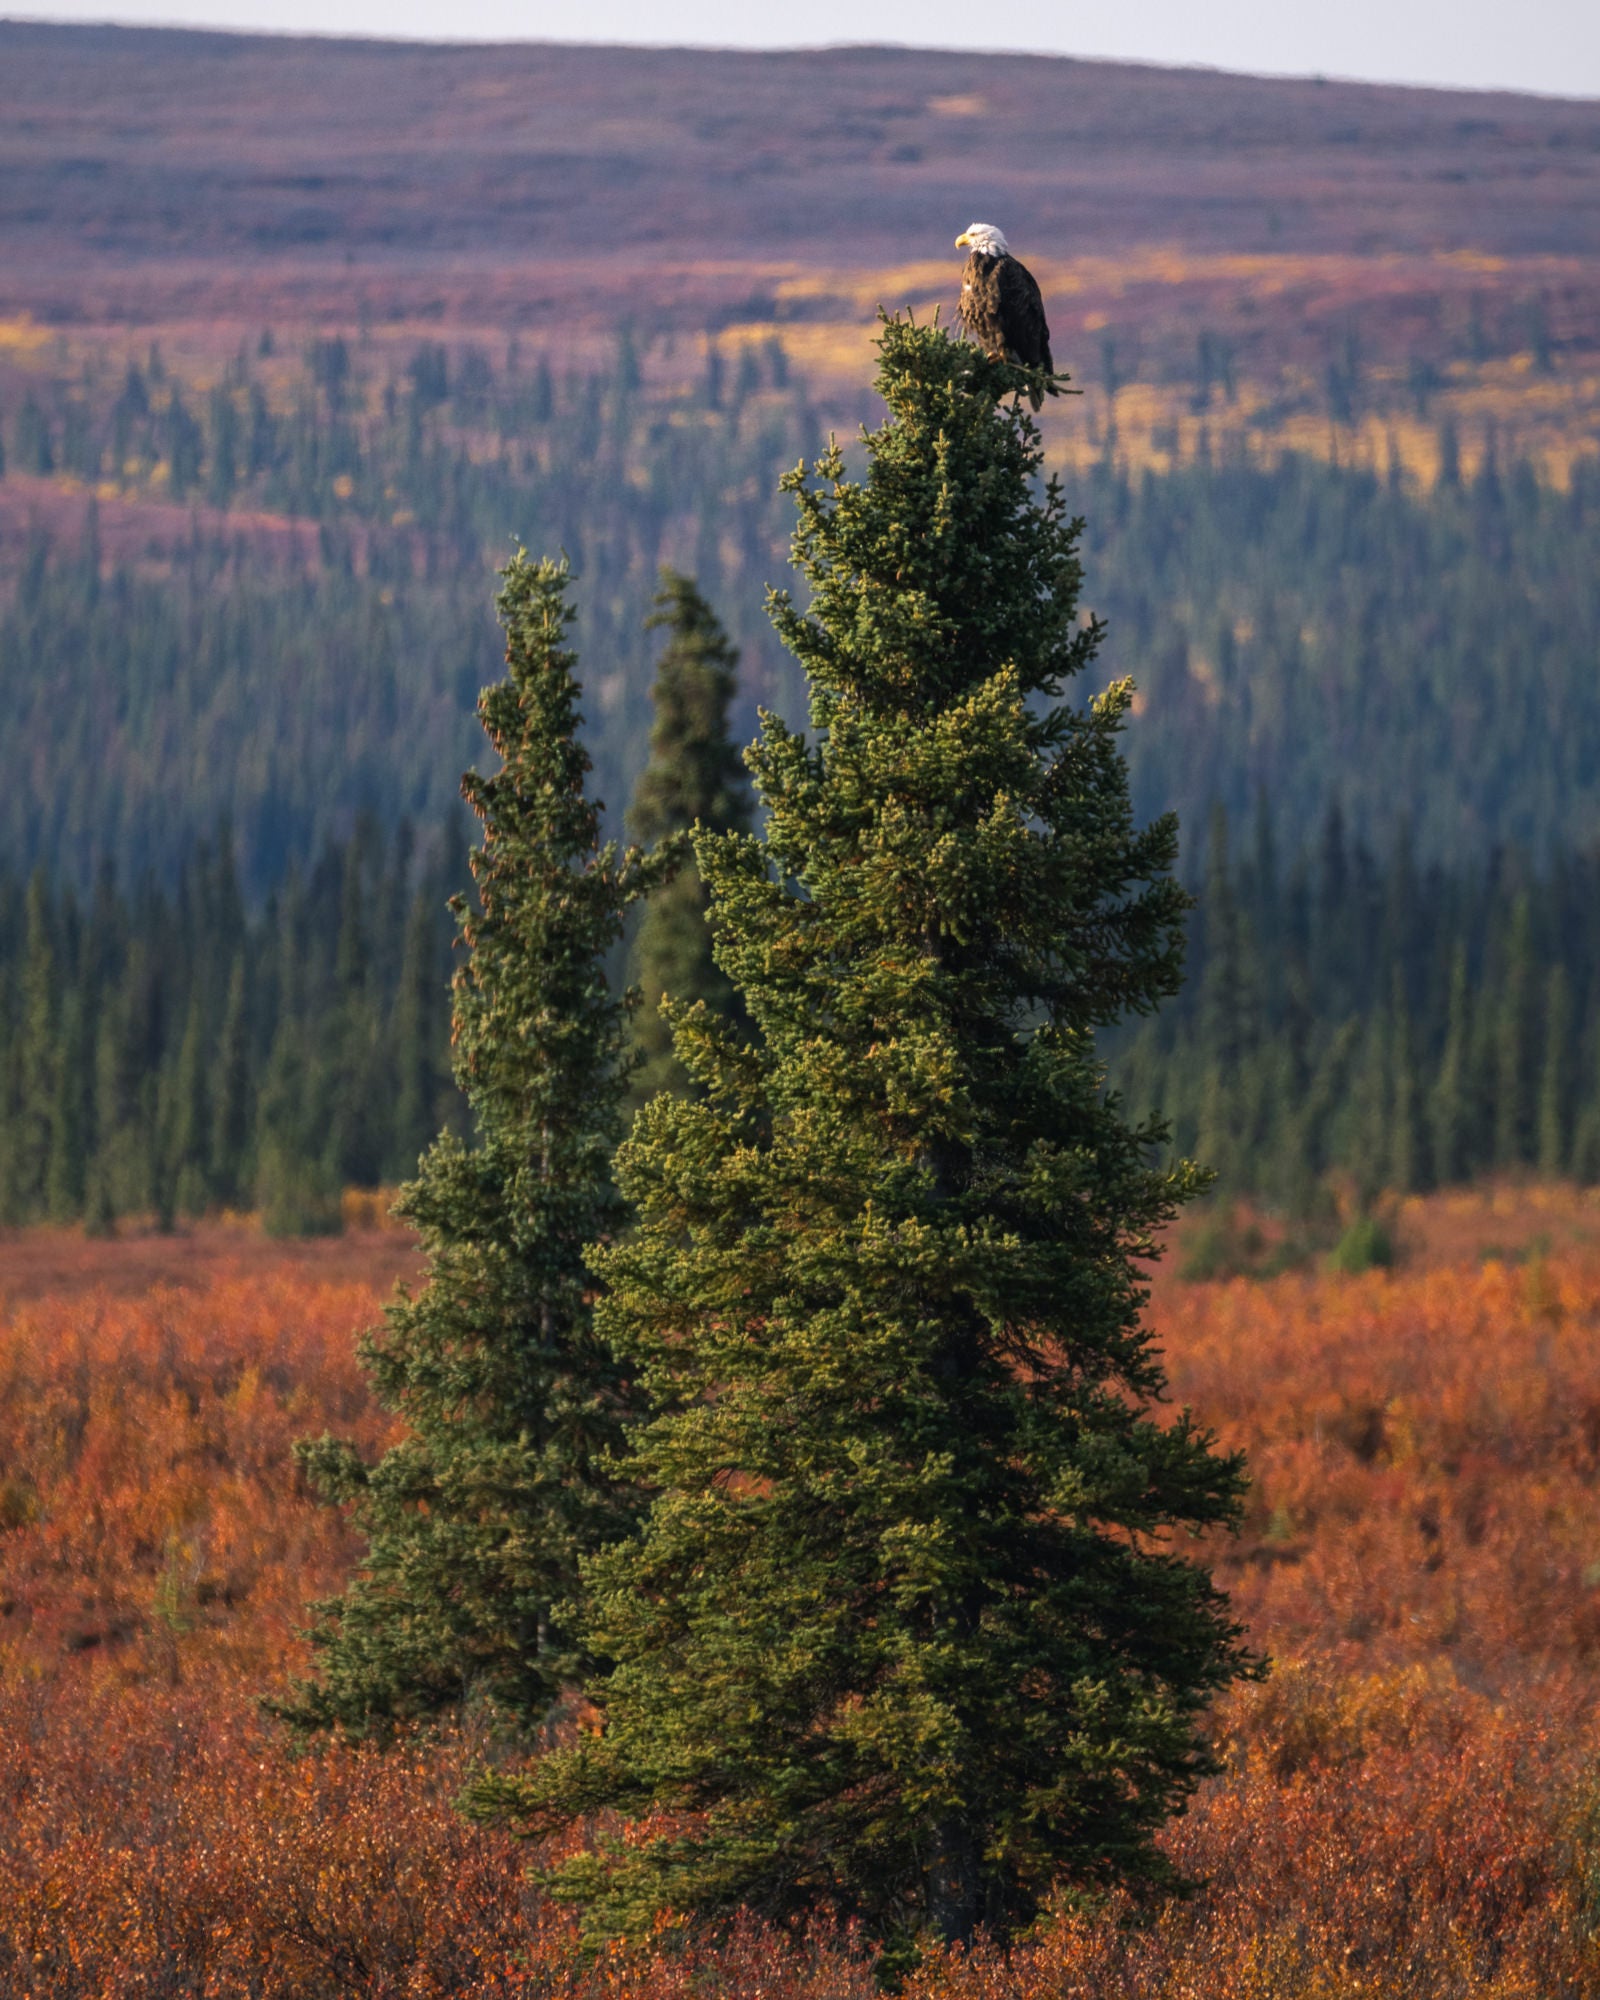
954 232 970 248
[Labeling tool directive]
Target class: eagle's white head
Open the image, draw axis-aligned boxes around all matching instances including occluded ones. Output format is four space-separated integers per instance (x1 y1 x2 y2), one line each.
955 223 1009 258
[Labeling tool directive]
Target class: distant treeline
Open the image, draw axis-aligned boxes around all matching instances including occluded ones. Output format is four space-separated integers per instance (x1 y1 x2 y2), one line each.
0 821 462 1234
2 336 1598 893
0 333 818 897
6 798 1600 1230
1115 804 1600 1206
1080 443 1600 862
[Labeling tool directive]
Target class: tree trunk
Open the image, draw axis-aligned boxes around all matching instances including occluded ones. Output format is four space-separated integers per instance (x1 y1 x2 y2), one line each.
927 1819 980 1945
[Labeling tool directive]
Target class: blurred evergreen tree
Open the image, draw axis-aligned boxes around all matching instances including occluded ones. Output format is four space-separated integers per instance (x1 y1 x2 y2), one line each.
1430 943 1472 1190
169 989 212 1218
1538 963 1573 1178
1388 970 1427 1194
1494 893 1535 1170
210 958 252 1207
256 921 341 1237
390 882 451 1175
327 836 389 1189
45 988 90 1223
626 569 752 1107
10 877 61 1221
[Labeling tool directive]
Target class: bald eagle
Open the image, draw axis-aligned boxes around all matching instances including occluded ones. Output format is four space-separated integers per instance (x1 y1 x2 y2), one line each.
954 224 1056 409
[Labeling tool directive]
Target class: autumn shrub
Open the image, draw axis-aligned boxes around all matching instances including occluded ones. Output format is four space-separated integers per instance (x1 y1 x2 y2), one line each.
0 1670 884 2000
0 1270 395 1678
4 1213 1600 1994
1166 1249 1600 1676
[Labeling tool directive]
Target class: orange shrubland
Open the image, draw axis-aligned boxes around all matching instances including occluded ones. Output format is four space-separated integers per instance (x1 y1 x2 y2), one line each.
3 1206 1600 1995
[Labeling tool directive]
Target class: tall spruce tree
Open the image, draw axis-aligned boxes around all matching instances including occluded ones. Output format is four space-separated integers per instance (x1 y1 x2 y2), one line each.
210 957 252 1207
391 880 451 1172
1495 892 1535 1169
1388 969 1427 1194
626 570 752 1105
10 876 60 1220
276 554 668 1734
46 988 90 1224
472 322 1254 1954
1430 942 1472 1189
1537 963 1573 1178
168 988 212 1218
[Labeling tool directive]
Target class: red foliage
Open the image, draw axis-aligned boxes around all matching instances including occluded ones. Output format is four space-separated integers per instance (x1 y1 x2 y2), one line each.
4 1215 1600 1995
0 1270 397 1671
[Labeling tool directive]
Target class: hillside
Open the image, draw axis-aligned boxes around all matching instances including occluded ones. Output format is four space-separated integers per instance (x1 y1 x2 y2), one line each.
5 26 1600 285
1 24 1598 884
2 340 1596 889
4 23 1599 409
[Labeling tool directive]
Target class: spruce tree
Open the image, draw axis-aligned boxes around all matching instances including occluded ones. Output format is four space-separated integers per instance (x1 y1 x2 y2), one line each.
1575 1000 1600 1185
473 322 1254 1954
276 554 667 1735
256 1014 340 1237
626 570 752 1106
1194 806 1245 1189
94 939 158 1219
390 880 450 1175
210 957 252 1208
13 876 60 1219
1388 970 1427 1194
1537 963 1573 1179
327 836 389 1188
46 988 90 1224
1430 942 1471 1188
1495 892 1534 1169
168 988 212 1218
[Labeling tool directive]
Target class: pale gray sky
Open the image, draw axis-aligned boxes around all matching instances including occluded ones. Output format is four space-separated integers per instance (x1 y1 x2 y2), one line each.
10 0 1600 101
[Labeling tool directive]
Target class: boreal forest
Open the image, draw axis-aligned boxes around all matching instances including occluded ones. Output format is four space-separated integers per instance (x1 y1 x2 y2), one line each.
2 320 1598 1222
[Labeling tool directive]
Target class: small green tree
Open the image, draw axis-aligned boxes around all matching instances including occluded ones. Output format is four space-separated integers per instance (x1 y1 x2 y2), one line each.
1537 963 1573 1179
9 875 60 1221
1388 969 1427 1194
168 987 212 1218
210 957 252 1208
472 322 1254 1956
256 975 341 1240
1430 942 1471 1188
1494 892 1535 1169
626 570 752 1106
275 555 668 1735
391 872 453 1177
327 836 390 1190
46 988 91 1224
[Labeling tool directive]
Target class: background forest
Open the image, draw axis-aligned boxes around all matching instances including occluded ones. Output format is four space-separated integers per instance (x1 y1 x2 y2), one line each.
2 26 1598 1225
4 331 1599 886
1 321 1598 1221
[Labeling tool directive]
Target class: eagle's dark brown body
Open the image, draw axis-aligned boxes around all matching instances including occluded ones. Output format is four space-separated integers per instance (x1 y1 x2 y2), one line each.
957 251 1055 407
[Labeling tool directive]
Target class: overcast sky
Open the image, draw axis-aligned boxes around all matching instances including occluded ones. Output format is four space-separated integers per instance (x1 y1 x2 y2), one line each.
11 0 1599 100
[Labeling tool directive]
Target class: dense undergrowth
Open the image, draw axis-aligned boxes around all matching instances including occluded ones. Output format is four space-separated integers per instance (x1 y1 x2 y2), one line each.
4 1195 1600 1995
